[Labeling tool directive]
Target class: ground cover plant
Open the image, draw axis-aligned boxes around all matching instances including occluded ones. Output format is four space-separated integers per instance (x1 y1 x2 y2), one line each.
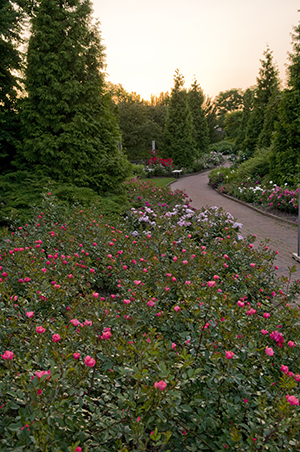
1 179 300 451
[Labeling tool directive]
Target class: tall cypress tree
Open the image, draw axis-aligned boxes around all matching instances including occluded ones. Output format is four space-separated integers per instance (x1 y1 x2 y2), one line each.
19 0 130 193
0 0 23 173
269 18 300 185
163 70 196 167
187 79 209 157
243 47 279 158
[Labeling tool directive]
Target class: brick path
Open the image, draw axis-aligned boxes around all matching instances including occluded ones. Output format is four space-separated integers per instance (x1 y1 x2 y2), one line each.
172 170 300 282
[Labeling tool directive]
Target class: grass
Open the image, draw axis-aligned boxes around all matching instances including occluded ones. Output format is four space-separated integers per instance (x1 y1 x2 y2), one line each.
143 177 176 187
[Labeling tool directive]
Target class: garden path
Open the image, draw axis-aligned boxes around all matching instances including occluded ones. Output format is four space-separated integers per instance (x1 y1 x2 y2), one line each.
172 170 300 283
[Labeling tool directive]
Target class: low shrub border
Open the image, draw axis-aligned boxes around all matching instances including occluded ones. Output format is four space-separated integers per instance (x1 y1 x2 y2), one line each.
1 179 300 451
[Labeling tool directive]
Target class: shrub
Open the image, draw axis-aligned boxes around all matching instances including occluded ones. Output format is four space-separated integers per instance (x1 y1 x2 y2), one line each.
0 181 300 451
209 141 236 155
235 149 270 180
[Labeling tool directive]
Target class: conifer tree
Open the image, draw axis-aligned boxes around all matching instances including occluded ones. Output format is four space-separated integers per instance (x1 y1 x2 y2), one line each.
243 47 280 158
235 88 254 151
0 0 23 173
19 0 130 193
269 17 300 185
187 79 209 157
163 70 196 167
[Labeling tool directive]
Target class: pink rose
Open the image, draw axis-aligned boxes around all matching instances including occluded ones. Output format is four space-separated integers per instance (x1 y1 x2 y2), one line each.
100 327 111 340
36 326 45 334
265 347 274 356
207 281 216 288
288 341 295 347
1 350 14 360
225 351 234 359
52 334 61 342
73 353 80 359
237 300 244 307
70 319 80 326
174 305 180 312
75 447 82 452
261 329 269 335
250 263 255 268
26 311 34 318
84 356 96 367
281 365 289 374
171 343 177 349
147 300 155 307
263 313 270 318
154 380 167 391
286 394 299 405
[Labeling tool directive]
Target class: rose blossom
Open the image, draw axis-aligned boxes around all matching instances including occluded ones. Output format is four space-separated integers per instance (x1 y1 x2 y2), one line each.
265 347 274 356
154 380 167 391
36 326 45 334
1 350 14 360
84 356 96 367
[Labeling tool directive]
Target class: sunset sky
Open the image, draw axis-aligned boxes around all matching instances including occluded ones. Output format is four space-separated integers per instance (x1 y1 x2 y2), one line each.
92 0 299 101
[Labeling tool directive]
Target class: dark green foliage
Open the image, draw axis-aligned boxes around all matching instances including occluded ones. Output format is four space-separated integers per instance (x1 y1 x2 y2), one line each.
235 88 254 151
203 95 222 143
223 110 243 142
257 94 280 148
234 148 270 180
118 94 167 161
18 0 131 193
243 47 280 157
214 88 244 128
187 79 209 157
0 0 23 173
0 170 130 227
269 90 300 185
269 19 300 185
209 140 235 154
163 70 196 167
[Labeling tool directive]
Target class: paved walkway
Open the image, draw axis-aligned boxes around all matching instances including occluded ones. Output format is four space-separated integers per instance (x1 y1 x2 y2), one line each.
172 170 300 282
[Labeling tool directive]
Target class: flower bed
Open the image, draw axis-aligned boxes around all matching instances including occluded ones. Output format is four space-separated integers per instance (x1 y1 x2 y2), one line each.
209 169 299 215
1 181 300 451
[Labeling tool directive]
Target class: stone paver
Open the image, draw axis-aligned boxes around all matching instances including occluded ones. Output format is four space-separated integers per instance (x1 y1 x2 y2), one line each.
172 171 300 282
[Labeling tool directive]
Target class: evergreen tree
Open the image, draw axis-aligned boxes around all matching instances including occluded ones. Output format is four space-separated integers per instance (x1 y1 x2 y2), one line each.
163 70 196 167
243 47 280 157
187 79 209 157
269 18 300 185
235 88 254 151
0 0 23 173
203 96 222 143
19 0 130 193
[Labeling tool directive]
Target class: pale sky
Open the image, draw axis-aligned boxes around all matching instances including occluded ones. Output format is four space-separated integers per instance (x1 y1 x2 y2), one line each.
92 0 299 101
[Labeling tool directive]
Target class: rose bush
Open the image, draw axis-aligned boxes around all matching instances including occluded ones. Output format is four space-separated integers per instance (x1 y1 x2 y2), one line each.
0 180 300 451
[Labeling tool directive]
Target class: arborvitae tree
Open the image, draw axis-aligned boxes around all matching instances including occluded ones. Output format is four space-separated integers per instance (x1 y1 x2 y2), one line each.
0 0 23 173
257 93 280 148
163 70 196 167
269 17 300 185
235 88 254 151
19 0 130 193
243 47 280 158
187 79 209 157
